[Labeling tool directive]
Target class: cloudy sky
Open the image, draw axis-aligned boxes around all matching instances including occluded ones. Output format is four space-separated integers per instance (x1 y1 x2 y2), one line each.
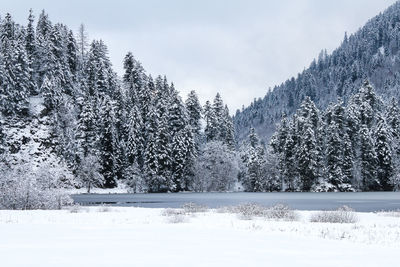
2 0 397 112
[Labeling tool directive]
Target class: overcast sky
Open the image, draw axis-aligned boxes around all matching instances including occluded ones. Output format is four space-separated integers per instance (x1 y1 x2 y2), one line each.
2 0 398 112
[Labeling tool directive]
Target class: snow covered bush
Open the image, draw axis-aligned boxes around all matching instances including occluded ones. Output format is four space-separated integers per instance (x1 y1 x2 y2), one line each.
181 202 208 213
310 205 358 223
265 203 299 221
217 203 268 220
217 203 299 221
236 203 267 219
77 155 105 193
228 203 299 221
161 208 186 217
0 162 74 210
192 141 239 192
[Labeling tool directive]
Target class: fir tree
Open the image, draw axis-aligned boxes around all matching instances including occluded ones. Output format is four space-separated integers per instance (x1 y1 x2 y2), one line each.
98 98 119 188
360 126 378 190
126 104 144 167
185 90 202 132
77 96 98 158
204 100 217 142
375 116 393 191
0 13 30 115
185 90 202 146
26 9 36 94
222 105 235 147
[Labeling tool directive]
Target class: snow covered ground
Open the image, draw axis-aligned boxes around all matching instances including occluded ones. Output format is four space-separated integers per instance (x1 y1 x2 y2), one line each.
0 207 399 267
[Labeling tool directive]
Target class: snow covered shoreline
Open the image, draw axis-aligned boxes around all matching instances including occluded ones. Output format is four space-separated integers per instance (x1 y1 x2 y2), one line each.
0 207 399 267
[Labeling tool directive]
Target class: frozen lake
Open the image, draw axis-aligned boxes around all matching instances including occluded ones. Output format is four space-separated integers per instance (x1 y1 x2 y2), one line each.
71 192 400 212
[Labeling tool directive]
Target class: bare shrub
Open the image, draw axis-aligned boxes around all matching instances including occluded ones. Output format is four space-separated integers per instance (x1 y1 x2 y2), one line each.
0 163 75 210
181 202 208 213
217 203 299 221
310 205 358 223
265 203 299 221
377 210 400 217
161 208 186 217
234 203 268 220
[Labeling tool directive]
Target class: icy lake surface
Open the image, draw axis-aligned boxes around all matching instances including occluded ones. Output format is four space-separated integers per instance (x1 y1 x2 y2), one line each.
71 192 400 211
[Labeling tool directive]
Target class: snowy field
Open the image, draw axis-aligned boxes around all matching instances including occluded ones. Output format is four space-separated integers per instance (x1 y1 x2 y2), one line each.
0 207 399 267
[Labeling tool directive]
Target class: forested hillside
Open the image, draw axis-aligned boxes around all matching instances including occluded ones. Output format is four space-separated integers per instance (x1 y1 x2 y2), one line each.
267 81 400 192
234 1 400 142
0 10 236 205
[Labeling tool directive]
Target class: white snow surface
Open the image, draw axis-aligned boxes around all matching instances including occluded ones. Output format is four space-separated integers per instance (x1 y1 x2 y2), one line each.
0 208 399 267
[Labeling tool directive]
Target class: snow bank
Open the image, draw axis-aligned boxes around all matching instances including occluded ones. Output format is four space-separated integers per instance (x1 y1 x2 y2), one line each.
0 208 398 267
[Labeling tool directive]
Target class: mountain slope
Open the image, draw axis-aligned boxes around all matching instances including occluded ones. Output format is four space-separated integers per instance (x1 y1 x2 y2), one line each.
234 1 400 143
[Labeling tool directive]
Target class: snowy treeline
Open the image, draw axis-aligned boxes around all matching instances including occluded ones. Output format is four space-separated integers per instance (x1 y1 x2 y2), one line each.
1 6 399 209
234 1 400 143
0 10 236 202
266 81 400 192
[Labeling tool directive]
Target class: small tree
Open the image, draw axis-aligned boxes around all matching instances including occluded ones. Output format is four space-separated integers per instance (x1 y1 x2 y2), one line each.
78 155 104 193
192 141 239 192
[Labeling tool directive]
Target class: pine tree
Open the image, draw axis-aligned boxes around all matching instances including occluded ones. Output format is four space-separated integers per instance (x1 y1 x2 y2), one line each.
386 98 400 155
77 96 98 158
325 122 346 188
170 126 195 191
213 93 225 141
321 100 354 191
249 127 259 148
282 122 298 191
66 30 78 80
123 52 146 104
222 105 235 147
0 116 5 155
270 114 298 191
375 116 393 191
204 100 217 142
126 104 144 167
296 98 320 191
34 10 53 87
77 24 89 71
185 90 202 146
342 133 354 187
242 129 266 192
168 89 188 134
98 98 119 188
359 126 378 190
41 74 61 111
297 123 319 191
0 13 30 115
144 96 171 192
85 40 117 99
26 9 36 94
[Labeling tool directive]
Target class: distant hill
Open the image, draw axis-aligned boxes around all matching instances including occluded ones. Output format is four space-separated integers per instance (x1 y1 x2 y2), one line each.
234 1 400 144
